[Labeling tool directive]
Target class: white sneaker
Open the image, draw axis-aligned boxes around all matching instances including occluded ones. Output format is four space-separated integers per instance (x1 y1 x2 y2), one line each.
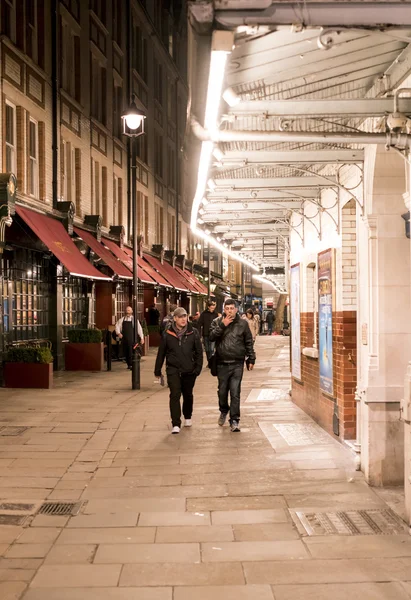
185 419 192 427
171 426 180 434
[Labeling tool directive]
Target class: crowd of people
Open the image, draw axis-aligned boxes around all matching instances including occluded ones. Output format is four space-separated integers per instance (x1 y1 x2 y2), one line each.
115 300 276 435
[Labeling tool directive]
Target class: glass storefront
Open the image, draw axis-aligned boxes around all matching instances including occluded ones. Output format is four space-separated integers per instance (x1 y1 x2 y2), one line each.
2 249 50 344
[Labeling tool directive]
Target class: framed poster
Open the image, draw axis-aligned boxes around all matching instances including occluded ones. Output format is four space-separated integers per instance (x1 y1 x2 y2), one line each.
290 263 301 380
318 249 334 396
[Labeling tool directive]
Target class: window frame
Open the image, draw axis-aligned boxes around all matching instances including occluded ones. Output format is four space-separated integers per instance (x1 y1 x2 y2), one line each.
5 100 17 175
28 118 39 198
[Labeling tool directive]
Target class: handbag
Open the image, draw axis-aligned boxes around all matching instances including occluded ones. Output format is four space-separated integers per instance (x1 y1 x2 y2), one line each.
208 353 218 376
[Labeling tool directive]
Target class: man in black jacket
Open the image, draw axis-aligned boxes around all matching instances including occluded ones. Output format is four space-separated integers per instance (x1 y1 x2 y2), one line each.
155 307 203 434
198 300 217 360
209 298 256 432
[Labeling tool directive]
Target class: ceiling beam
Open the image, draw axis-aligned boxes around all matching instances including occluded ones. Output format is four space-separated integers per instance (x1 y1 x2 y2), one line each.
214 150 364 164
205 201 302 211
206 190 318 199
211 176 336 189
216 4 411 28
216 223 290 232
205 198 301 210
228 98 411 117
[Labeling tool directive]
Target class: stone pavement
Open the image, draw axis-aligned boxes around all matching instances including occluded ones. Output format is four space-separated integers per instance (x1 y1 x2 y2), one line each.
0 337 411 599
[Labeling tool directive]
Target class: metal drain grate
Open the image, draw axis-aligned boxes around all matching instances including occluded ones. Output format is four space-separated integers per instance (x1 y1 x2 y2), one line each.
291 509 407 536
0 514 28 526
38 502 82 516
0 426 29 436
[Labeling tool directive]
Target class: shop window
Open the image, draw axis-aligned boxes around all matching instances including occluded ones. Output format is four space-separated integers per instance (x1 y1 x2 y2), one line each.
2 250 50 343
62 277 90 337
5 100 17 174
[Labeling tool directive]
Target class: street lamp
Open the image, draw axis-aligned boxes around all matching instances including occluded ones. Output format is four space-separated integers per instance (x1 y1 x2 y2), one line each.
121 96 146 390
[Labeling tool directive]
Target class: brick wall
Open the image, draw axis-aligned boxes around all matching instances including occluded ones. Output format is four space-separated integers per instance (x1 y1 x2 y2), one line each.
292 310 357 440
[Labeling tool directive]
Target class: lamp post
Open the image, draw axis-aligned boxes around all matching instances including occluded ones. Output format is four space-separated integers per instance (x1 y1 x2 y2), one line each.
121 97 146 390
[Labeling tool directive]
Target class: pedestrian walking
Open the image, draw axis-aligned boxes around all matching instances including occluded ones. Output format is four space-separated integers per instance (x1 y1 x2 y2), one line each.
160 303 177 334
242 308 259 341
266 309 275 335
209 298 256 432
154 307 203 434
198 300 217 361
115 306 144 369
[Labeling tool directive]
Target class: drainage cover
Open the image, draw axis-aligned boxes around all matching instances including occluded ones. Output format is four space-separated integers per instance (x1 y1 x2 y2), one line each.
38 502 82 516
273 423 331 446
291 509 407 536
0 426 29 436
0 515 28 526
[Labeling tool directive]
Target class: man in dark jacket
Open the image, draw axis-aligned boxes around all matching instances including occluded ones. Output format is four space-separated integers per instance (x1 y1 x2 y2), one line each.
209 298 256 432
266 309 275 335
155 307 203 434
198 300 217 360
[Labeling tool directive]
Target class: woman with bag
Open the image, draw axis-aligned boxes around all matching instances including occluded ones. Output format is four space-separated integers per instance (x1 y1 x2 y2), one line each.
242 309 259 341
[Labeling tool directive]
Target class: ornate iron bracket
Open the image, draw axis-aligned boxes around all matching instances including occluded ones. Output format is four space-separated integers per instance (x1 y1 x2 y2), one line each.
57 201 76 235
84 214 103 242
0 173 16 254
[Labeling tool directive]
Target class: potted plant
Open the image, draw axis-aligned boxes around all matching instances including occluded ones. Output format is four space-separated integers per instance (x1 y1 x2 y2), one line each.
147 324 161 347
4 346 54 389
65 328 104 371
141 319 149 356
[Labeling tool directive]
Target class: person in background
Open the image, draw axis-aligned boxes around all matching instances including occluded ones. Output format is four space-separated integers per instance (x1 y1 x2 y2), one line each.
242 308 259 341
198 300 217 361
115 305 144 369
160 303 178 334
209 298 256 433
155 307 203 434
147 304 160 326
266 309 275 335
191 312 201 331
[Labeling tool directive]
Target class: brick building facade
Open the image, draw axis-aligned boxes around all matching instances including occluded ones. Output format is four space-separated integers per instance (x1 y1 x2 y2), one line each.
0 0 206 370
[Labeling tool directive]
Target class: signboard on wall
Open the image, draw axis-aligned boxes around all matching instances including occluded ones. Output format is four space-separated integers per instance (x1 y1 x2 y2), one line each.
290 263 301 380
318 249 334 396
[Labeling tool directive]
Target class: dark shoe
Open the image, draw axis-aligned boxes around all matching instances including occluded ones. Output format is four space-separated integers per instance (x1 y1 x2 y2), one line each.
218 413 227 427
230 420 240 432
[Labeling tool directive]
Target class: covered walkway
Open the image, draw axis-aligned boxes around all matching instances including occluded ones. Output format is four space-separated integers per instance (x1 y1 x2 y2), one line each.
0 338 411 599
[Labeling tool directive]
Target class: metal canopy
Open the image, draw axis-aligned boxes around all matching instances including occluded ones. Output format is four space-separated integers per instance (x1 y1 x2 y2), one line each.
189 6 411 278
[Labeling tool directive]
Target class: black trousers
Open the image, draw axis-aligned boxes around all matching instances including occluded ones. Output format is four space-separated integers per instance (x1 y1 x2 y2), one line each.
123 341 133 367
217 362 244 423
167 371 197 427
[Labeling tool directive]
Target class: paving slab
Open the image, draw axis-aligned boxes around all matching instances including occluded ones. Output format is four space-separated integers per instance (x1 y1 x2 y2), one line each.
23 589 172 600
120 562 245 586
174 585 275 600
271 582 411 600
94 542 200 564
30 564 122 588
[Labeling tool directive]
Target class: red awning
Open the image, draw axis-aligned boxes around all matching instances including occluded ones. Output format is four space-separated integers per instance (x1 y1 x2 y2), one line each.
188 270 209 295
102 238 156 285
16 206 110 280
174 266 199 294
74 228 132 279
144 255 190 292
121 248 170 288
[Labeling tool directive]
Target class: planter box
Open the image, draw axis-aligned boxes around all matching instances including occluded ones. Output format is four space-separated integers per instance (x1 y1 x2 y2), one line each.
149 331 162 347
65 342 104 371
4 362 53 389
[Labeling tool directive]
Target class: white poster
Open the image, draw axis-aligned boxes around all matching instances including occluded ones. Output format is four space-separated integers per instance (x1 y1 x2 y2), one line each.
291 264 301 380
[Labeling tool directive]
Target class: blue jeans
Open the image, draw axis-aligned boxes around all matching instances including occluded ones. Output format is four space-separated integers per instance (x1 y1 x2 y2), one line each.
217 362 244 423
203 336 215 361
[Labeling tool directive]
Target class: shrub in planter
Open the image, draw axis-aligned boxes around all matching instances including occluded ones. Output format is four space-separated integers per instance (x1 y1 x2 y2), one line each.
67 329 103 344
5 346 53 389
65 328 104 371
